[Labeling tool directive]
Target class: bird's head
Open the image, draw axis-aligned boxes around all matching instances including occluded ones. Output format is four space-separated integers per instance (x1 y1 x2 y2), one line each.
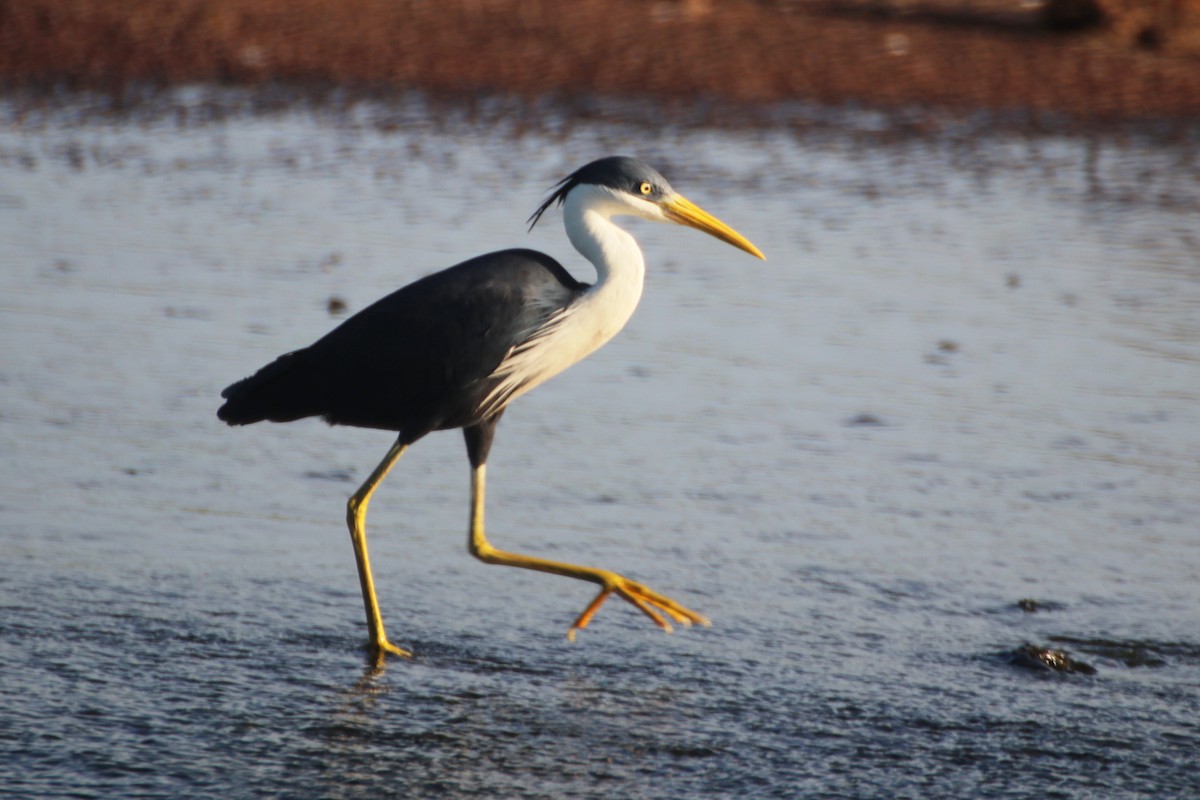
528 156 765 260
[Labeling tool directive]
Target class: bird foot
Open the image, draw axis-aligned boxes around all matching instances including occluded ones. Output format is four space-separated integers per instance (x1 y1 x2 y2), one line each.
567 573 710 641
368 637 413 662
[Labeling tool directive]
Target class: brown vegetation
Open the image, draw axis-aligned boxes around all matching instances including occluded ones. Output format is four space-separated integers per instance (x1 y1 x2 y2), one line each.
2 0 1199 120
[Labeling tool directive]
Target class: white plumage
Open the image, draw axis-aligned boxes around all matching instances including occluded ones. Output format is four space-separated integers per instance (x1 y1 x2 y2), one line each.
480 183 654 416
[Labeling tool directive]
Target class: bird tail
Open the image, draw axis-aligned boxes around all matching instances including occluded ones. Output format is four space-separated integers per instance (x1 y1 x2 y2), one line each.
217 349 327 425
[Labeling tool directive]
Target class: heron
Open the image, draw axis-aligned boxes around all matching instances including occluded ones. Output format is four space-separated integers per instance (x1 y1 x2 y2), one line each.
217 156 765 661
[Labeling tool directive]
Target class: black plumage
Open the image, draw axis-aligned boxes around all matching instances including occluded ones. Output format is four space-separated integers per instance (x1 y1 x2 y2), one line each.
218 248 586 441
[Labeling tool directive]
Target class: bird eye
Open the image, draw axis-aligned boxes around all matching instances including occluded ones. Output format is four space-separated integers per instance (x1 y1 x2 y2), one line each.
639 182 653 196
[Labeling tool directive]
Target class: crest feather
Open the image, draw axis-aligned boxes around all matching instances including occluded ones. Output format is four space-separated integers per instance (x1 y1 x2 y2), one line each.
526 156 668 232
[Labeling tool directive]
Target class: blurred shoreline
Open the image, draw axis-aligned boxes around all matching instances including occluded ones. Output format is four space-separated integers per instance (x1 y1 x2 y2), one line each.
3 0 1200 126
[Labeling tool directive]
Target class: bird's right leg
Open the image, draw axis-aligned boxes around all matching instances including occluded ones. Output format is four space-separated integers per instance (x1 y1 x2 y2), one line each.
461 419 708 640
346 439 412 662
466 462 710 641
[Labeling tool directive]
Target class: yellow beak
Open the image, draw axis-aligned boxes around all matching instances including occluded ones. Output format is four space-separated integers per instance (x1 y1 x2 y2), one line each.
663 194 765 260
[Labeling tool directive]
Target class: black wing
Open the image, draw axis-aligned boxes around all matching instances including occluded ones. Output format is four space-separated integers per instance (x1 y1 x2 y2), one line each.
217 249 587 443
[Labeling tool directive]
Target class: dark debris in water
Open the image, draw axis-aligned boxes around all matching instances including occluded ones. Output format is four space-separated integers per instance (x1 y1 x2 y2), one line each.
844 413 885 428
1048 636 1191 669
164 305 211 321
303 468 357 483
1015 598 1068 613
936 339 959 353
1008 643 1097 675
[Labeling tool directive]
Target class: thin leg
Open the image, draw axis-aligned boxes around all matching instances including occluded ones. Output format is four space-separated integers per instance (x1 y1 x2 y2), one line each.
347 439 412 661
466 463 710 641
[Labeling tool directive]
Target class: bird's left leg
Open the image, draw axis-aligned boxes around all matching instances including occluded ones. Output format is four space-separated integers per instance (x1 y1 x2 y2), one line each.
464 458 709 641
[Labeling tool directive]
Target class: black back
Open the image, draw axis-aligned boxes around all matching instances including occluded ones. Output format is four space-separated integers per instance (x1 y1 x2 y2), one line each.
217 249 587 444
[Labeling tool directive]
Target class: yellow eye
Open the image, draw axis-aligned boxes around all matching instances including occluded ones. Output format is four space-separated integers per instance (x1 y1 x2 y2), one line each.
639 181 653 195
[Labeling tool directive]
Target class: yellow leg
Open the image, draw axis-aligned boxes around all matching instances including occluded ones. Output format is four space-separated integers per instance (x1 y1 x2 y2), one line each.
466 464 710 640
346 440 412 661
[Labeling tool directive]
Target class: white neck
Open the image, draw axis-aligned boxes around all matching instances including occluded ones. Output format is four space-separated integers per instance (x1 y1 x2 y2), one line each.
477 184 651 415
562 184 647 349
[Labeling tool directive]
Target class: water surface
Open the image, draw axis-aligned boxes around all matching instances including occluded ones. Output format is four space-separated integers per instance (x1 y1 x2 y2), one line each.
2 94 1198 798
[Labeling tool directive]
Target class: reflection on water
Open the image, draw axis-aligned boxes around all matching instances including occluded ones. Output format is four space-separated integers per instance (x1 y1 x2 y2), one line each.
1 91 1198 798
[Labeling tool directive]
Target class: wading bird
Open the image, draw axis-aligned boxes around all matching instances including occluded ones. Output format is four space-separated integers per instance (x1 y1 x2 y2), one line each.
218 156 764 661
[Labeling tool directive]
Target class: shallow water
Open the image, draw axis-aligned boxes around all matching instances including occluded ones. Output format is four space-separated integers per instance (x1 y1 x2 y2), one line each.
2 94 1198 798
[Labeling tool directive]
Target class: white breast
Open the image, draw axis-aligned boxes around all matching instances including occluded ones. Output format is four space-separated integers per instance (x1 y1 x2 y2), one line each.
478 184 648 416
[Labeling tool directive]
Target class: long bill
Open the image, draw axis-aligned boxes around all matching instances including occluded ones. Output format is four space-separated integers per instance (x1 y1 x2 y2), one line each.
663 194 766 260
